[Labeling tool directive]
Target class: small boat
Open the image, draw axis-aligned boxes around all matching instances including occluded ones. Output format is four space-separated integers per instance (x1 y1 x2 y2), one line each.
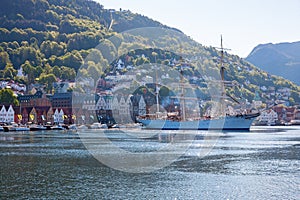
29 125 47 131
68 124 77 130
290 120 300 125
3 123 30 132
51 124 65 130
89 122 108 129
0 126 3 131
77 125 88 130
43 122 53 130
62 124 70 130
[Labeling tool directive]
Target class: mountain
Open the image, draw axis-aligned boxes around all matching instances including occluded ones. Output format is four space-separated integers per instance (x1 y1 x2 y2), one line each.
0 0 300 106
246 41 300 85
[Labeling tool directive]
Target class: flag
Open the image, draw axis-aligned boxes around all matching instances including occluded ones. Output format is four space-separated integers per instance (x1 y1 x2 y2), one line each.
18 114 22 120
72 114 76 120
63 115 68 119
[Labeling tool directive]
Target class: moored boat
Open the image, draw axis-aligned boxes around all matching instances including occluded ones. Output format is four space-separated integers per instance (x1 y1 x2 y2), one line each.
89 122 108 129
29 125 47 131
3 123 30 132
51 124 65 130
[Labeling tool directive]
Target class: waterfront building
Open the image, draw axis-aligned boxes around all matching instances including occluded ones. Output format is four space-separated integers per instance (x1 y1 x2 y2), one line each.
0 105 6 123
29 107 37 124
20 108 28 124
118 96 130 123
94 93 147 124
285 106 297 122
53 109 59 124
138 95 146 116
296 109 300 120
17 91 52 124
257 109 278 125
47 107 54 124
48 92 73 124
59 109 64 124
18 91 43 107
0 105 15 123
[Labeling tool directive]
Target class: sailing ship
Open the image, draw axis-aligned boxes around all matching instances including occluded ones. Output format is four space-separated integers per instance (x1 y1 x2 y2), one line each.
137 36 260 131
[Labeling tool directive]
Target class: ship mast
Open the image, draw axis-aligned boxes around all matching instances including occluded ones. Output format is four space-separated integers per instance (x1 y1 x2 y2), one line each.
218 35 230 116
220 35 226 96
155 65 160 117
180 57 186 121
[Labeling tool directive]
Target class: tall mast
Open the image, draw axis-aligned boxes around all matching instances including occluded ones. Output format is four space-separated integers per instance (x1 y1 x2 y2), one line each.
219 35 229 116
155 65 160 116
220 35 225 83
219 35 230 96
180 56 186 121
217 36 240 106
180 63 186 121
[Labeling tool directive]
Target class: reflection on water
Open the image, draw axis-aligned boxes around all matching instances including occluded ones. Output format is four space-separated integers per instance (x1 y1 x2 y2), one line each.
0 126 299 199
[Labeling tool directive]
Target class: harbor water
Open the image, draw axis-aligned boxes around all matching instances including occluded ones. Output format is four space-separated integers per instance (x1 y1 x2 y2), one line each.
0 126 299 199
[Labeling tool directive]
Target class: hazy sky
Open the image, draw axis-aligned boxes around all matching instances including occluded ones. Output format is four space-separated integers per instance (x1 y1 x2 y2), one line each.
96 0 300 57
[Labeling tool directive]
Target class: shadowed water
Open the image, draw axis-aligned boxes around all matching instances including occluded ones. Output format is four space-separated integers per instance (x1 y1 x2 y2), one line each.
0 126 299 199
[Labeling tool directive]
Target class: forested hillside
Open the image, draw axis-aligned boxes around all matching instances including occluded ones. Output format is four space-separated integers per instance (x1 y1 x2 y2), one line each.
0 0 299 105
0 0 170 82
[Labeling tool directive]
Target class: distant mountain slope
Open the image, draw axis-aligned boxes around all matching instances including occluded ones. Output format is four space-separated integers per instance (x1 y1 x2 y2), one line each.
246 41 300 85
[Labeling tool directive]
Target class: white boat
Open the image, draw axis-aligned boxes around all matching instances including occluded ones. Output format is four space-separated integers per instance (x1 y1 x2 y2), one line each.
3 123 30 132
90 122 108 129
68 124 77 130
14 126 30 131
138 36 260 131
29 125 47 131
51 124 65 130
77 125 89 130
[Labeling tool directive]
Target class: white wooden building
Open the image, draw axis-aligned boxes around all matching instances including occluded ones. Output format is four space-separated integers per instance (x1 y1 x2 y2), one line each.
257 109 278 125
0 105 15 123
0 105 6 123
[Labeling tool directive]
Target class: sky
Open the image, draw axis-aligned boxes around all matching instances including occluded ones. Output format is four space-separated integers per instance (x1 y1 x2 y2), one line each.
96 0 300 58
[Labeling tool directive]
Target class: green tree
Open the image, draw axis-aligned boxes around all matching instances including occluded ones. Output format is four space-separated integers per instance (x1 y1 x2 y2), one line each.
21 61 35 84
60 66 76 81
53 51 83 72
3 63 17 79
52 66 61 78
43 63 52 74
11 46 42 67
35 66 43 78
40 40 65 58
98 39 116 63
0 51 11 70
0 88 19 105
87 61 101 84
38 73 57 93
